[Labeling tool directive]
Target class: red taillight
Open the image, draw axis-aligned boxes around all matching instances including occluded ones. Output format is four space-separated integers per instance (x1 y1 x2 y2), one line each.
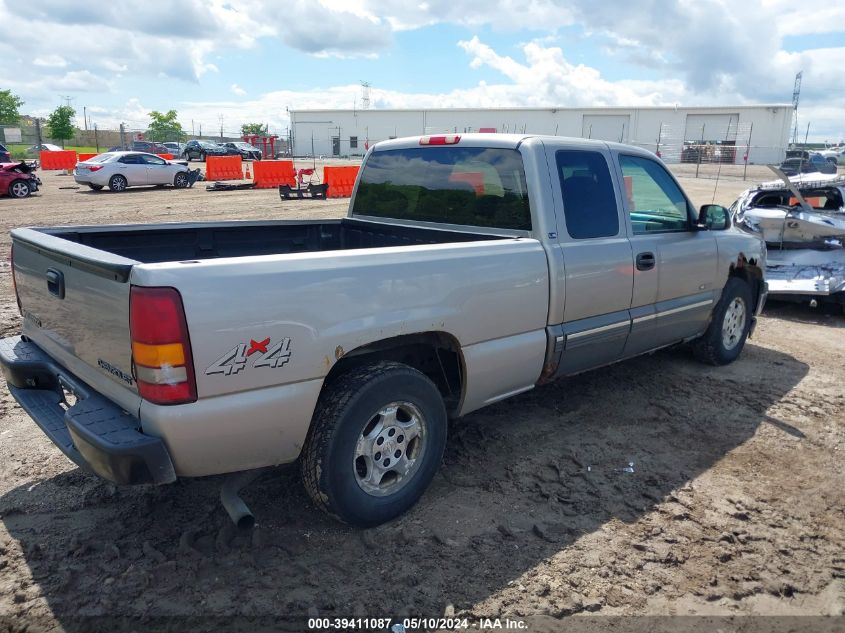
88 165 104 171
129 286 197 405
10 245 20 314
420 135 461 146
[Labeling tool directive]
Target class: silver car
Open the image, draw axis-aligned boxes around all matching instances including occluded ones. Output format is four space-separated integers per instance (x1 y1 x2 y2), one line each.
74 151 190 192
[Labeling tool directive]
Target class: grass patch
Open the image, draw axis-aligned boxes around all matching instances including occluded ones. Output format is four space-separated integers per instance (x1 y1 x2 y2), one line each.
5 144 103 159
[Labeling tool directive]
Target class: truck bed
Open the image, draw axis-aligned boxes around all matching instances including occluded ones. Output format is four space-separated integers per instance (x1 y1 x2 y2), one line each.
32 217 500 263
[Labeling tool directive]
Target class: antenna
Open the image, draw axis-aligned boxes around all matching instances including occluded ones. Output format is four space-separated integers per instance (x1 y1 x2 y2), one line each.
360 81 371 110
791 71 802 146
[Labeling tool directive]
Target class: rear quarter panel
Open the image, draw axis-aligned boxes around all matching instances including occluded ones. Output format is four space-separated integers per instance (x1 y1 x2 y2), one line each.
130 239 550 401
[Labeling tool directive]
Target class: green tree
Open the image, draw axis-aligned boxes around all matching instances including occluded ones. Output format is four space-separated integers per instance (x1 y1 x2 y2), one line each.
46 105 76 146
0 89 24 124
146 110 186 142
241 122 268 136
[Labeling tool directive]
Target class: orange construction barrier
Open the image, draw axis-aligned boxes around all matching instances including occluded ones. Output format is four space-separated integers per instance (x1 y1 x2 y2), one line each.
77 153 97 163
40 150 77 170
252 160 296 189
324 165 360 198
156 153 174 160
205 155 243 181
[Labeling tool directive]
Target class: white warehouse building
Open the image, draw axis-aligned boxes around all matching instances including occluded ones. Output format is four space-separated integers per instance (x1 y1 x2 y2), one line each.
290 105 794 165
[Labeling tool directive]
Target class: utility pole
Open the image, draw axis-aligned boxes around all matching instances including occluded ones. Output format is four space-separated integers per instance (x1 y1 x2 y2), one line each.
83 106 88 131
219 114 224 140
94 123 99 153
35 118 42 148
791 71 802 146
119 122 126 149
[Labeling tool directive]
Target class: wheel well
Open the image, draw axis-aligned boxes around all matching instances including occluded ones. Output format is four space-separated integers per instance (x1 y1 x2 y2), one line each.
729 255 764 311
324 332 464 414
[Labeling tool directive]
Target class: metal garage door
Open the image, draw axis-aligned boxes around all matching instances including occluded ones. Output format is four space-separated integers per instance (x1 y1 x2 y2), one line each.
582 115 630 142
684 114 739 143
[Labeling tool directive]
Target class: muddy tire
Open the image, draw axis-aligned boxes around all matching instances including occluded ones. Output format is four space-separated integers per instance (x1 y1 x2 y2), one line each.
88 184 104 191
693 277 753 365
302 361 447 527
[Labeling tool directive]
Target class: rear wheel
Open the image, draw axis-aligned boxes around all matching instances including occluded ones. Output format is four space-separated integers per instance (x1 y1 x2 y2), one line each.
693 277 753 365
88 184 104 191
302 361 447 527
173 172 189 188
8 180 31 198
108 174 128 192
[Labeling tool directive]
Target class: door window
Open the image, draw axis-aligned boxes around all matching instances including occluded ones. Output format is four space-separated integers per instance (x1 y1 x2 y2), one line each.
118 154 143 164
140 154 166 165
556 150 619 239
620 155 692 234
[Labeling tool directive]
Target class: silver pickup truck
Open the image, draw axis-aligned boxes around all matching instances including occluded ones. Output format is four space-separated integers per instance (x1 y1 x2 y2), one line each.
2 134 766 527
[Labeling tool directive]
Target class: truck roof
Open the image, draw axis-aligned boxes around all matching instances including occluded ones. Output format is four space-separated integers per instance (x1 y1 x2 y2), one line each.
372 133 653 157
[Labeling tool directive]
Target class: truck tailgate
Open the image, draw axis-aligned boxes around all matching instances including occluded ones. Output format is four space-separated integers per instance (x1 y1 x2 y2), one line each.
11 228 141 414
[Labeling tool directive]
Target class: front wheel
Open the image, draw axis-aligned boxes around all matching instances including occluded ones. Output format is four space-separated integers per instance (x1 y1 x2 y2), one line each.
108 174 128 192
8 180 31 198
693 277 753 365
173 172 189 188
302 361 447 527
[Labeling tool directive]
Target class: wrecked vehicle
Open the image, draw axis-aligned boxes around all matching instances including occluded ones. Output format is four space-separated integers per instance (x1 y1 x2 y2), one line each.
0 161 41 199
733 170 845 311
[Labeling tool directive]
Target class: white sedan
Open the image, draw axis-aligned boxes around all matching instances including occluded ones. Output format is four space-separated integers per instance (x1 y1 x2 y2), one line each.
74 151 191 192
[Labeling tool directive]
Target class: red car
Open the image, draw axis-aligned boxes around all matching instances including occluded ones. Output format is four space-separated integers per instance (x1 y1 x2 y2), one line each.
0 162 41 198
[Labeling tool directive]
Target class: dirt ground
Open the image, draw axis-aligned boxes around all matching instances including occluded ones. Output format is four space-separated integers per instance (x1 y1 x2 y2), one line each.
0 163 843 631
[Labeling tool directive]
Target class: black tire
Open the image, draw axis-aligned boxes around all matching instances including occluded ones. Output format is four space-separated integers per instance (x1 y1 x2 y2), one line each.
183 152 191 162
88 184 104 191
693 277 753 365
173 172 189 188
200 152 206 162
108 174 128 192
302 361 447 527
8 179 31 198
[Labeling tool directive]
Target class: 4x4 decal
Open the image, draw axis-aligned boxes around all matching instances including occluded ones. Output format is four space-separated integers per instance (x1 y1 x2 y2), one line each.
205 337 292 376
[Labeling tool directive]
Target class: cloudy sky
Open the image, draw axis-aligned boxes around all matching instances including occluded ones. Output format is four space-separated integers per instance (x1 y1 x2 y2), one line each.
0 0 843 141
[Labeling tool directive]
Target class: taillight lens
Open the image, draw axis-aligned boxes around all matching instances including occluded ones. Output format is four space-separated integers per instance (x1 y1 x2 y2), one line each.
88 165 104 171
129 286 197 405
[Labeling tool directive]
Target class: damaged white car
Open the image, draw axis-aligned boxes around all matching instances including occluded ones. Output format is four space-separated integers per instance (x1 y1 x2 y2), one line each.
733 169 845 312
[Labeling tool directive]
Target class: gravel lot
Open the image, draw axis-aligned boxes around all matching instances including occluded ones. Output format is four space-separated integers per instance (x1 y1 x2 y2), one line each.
0 163 843 629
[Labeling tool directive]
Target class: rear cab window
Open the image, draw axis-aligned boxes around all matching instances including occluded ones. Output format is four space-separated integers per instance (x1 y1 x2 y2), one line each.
352 147 531 231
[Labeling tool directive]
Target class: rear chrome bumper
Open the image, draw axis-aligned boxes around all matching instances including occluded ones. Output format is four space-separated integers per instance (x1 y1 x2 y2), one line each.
0 335 175 485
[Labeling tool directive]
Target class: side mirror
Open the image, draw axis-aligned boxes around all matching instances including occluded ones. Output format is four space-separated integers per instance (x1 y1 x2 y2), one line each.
698 204 731 230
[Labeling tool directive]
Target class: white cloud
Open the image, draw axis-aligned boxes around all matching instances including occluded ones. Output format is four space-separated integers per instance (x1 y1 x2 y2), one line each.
0 0 842 140
33 54 68 68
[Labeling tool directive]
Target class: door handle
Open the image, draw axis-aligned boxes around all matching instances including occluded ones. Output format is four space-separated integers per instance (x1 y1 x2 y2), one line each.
636 252 655 271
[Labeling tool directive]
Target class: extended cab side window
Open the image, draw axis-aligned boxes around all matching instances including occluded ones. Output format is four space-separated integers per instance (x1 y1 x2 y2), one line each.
620 155 693 234
556 150 619 239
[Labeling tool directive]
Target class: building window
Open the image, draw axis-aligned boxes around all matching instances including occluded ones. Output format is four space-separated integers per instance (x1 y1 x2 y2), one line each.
350 136 358 149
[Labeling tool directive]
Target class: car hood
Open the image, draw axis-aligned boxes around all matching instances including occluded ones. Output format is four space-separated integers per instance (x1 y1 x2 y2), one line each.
1 161 36 174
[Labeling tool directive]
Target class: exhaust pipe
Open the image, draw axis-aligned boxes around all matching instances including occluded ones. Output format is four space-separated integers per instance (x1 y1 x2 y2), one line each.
220 468 270 529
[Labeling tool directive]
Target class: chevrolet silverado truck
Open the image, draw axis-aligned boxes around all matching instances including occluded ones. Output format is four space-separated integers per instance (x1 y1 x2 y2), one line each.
2 134 767 527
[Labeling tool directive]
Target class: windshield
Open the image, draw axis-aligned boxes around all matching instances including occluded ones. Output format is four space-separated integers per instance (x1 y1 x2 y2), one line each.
352 146 531 230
